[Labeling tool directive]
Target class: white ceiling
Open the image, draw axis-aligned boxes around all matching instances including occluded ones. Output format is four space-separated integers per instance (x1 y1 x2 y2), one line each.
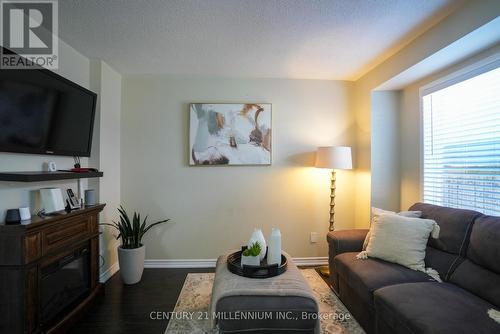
59 0 458 80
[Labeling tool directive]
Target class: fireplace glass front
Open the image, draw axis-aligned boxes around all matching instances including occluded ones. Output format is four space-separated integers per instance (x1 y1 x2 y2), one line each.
40 246 90 325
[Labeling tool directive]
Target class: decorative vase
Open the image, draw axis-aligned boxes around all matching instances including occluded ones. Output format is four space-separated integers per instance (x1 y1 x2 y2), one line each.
267 228 282 265
241 254 260 267
118 244 146 285
248 228 266 260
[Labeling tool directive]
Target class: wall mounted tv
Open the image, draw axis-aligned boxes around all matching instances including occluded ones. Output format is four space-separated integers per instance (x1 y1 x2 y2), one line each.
0 61 97 157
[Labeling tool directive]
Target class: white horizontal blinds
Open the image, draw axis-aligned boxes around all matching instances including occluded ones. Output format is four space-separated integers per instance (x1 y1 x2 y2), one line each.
423 66 500 215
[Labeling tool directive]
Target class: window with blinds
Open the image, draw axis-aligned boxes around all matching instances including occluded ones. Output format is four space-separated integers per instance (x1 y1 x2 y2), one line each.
422 66 500 215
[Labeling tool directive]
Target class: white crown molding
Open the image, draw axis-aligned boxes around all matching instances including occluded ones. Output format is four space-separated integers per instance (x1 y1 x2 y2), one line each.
100 261 120 283
144 257 328 269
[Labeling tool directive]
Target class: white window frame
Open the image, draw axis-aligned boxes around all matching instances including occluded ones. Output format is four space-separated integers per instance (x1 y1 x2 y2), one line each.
418 53 500 203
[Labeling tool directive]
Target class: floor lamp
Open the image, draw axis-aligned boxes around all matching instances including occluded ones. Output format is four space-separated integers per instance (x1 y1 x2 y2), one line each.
315 146 352 277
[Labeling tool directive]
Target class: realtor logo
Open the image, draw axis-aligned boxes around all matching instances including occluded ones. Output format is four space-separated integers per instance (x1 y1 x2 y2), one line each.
0 0 58 69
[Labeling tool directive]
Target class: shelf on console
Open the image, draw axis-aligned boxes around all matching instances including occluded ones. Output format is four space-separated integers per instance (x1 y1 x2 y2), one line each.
0 171 103 182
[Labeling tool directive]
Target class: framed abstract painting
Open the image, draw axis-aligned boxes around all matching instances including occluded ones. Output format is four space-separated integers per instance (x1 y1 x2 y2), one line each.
189 103 272 165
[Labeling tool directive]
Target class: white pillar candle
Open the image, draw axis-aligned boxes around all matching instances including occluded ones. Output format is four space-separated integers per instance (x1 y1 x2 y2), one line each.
267 228 282 265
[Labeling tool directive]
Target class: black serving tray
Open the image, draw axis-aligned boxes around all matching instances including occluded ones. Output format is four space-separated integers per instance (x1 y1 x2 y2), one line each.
227 246 287 278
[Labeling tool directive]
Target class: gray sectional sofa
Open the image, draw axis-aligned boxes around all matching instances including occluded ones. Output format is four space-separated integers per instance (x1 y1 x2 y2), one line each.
327 202 500 334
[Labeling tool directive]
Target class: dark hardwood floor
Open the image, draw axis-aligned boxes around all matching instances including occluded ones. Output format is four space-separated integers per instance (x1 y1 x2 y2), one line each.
71 267 328 334
71 268 214 334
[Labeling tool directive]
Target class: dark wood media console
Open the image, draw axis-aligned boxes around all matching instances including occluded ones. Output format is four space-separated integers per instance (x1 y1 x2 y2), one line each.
0 204 105 333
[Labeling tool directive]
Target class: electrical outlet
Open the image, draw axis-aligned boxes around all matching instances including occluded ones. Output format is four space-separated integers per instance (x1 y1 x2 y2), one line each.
310 232 318 243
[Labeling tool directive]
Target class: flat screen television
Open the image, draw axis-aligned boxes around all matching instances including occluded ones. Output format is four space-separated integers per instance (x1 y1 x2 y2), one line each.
0 61 97 157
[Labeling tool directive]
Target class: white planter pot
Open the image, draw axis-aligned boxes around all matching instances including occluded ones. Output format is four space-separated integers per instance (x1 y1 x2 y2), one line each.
118 245 145 285
241 254 260 267
248 228 267 260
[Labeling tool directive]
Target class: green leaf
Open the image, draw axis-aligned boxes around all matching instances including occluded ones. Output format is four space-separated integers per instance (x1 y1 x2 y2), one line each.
244 242 261 257
142 219 170 236
105 206 170 248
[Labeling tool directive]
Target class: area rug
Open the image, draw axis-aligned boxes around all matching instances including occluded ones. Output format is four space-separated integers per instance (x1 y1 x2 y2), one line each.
165 269 364 333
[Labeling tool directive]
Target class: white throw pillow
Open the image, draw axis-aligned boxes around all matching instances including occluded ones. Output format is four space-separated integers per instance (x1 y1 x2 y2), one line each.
362 207 422 250
488 309 500 324
363 213 437 271
372 207 422 218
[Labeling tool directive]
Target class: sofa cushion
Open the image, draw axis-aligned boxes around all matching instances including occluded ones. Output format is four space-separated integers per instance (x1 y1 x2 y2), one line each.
424 246 464 281
449 259 500 308
409 203 482 255
448 215 500 307
374 282 500 334
467 215 500 274
334 252 435 306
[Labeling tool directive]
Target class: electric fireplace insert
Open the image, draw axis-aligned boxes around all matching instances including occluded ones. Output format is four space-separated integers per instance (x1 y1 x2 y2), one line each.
40 245 90 326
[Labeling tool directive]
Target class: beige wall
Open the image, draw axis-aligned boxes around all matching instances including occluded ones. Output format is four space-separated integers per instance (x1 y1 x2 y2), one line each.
352 0 499 227
89 61 122 277
121 76 355 259
371 91 401 211
399 84 421 210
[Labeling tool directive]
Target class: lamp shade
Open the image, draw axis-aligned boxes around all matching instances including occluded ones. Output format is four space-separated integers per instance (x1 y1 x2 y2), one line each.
315 146 352 169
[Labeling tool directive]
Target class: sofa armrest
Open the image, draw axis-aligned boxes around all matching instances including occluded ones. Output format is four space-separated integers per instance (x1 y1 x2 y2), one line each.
327 229 369 257
327 229 368 290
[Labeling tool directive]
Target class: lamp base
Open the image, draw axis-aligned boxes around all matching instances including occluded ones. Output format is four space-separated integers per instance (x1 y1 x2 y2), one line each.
318 265 330 277
329 169 336 231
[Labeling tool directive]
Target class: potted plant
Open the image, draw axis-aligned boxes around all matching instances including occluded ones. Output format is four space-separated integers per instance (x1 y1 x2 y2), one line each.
241 242 262 267
103 206 170 284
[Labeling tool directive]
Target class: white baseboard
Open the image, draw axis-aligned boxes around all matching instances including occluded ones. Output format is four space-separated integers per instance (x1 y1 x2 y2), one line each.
292 257 328 266
100 261 120 283
144 256 328 268
145 259 216 268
